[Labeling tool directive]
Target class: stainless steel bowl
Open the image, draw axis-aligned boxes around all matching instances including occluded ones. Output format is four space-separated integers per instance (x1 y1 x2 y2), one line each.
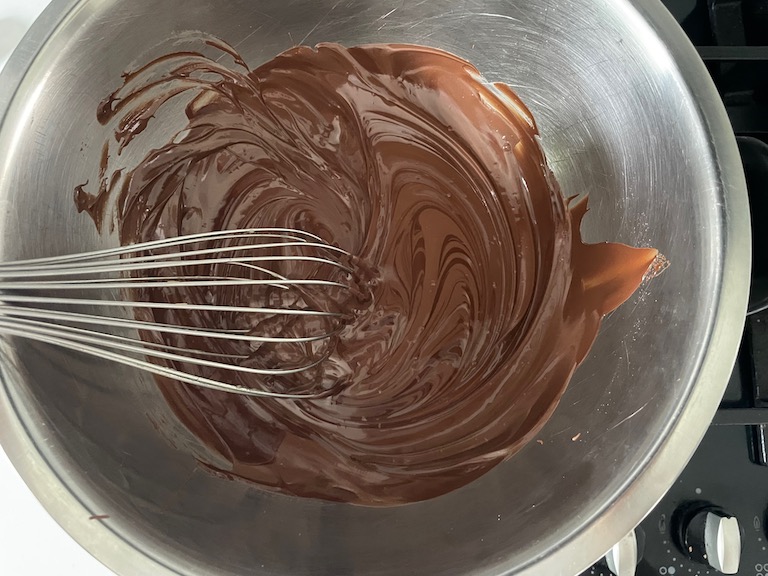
0 0 750 574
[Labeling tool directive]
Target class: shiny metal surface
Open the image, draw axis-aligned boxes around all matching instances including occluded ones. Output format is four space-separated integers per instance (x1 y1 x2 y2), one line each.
0 0 750 575
0 229 353 397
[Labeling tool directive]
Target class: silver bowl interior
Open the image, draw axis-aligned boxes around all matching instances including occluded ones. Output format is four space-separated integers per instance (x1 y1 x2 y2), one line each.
0 0 750 575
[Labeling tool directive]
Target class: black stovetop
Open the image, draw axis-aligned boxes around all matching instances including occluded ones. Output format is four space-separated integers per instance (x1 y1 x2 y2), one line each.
583 1 768 575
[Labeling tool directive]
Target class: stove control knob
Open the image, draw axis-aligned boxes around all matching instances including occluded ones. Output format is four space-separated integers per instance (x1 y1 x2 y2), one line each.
682 507 741 574
604 530 638 576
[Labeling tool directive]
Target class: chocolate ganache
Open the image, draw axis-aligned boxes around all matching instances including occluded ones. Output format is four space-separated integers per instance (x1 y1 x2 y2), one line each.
75 38 659 505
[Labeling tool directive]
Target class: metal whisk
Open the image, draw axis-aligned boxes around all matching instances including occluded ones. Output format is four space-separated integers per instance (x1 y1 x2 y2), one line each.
0 229 353 398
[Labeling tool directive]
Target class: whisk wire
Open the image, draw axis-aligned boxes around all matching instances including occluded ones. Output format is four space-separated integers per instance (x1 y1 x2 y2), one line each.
0 316 320 375
0 305 342 343
0 252 352 278
0 228 353 398
0 229 334 266
0 294 344 317
0 320 323 398
0 277 349 291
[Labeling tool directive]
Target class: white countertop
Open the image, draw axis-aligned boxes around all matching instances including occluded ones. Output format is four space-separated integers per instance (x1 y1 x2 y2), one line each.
0 1 114 574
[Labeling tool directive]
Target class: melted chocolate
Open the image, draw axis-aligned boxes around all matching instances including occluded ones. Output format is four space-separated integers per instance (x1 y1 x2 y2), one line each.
76 38 659 505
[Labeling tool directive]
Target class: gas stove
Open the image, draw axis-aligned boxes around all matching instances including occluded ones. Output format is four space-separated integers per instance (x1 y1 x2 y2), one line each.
584 1 768 575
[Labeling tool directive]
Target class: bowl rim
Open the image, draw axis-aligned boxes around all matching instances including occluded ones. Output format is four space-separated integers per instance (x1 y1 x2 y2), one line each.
0 0 751 574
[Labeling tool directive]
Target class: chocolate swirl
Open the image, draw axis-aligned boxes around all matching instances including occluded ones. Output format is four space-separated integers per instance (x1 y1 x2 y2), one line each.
77 38 659 505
